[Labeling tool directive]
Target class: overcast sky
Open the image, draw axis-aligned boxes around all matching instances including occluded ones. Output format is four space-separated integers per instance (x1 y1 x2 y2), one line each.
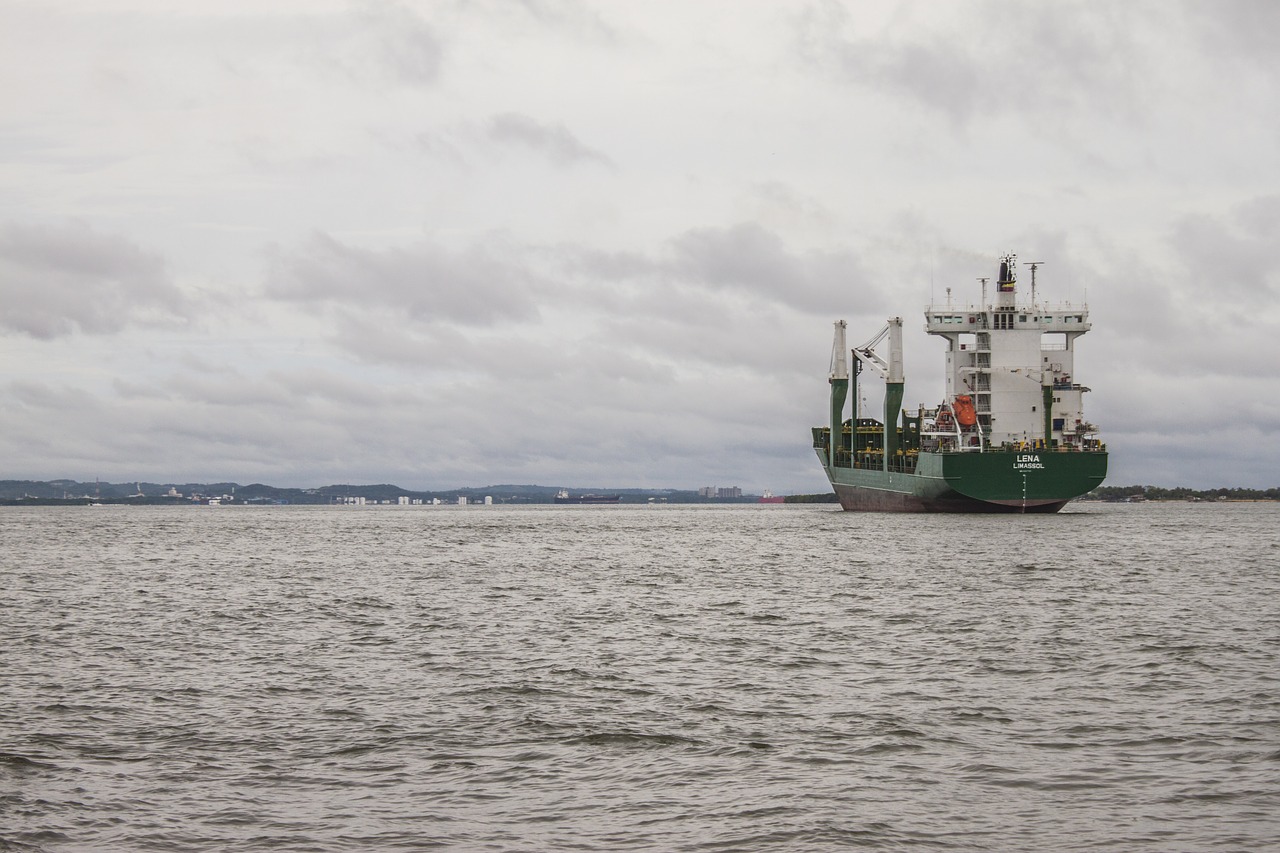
2 0 1278 492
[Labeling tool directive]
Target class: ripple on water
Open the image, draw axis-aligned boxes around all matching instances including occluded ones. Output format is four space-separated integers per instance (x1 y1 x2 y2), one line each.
1 503 1279 851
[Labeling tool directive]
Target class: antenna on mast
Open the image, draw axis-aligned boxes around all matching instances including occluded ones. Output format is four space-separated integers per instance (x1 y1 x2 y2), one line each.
1026 261 1044 306
978 277 988 308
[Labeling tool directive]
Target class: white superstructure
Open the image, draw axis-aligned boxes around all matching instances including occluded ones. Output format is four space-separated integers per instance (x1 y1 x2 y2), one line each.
924 255 1097 449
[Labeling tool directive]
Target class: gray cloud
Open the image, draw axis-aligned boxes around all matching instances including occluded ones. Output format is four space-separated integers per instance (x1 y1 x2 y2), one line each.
1170 196 1280 298
798 1 1157 125
668 222 879 314
509 0 622 44
267 223 877 360
265 231 543 327
1181 0 1280 62
486 112 613 168
0 221 187 339
343 2 444 87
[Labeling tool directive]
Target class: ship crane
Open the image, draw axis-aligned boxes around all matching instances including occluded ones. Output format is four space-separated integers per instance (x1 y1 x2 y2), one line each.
828 318 907 471
850 318 904 383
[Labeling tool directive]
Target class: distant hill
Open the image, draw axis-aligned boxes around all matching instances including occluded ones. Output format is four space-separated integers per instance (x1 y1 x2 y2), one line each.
0 480 778 505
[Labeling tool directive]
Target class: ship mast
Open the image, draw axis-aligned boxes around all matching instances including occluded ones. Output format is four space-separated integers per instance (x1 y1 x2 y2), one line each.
1026 261 1044 307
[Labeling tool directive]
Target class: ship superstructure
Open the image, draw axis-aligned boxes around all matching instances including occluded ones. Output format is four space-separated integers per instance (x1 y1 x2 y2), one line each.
812 254 1107 512
927 256 1097 450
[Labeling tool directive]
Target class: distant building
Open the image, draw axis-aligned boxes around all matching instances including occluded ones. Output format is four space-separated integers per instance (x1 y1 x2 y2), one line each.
717 487 742 498
698 486 716 498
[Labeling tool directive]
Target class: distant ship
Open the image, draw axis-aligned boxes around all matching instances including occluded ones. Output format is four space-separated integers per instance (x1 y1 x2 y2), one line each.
813 254 1107 513
554 489 621 504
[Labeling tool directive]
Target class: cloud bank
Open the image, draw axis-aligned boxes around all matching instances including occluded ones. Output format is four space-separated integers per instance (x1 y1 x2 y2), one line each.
2 1 1278 491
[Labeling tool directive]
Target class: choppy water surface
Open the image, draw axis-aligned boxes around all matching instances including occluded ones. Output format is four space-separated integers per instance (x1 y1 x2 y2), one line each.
2 502 1278 851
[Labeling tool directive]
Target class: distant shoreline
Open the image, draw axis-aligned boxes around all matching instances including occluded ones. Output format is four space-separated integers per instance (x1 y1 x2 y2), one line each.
0 479 837 506
3 479 1276 507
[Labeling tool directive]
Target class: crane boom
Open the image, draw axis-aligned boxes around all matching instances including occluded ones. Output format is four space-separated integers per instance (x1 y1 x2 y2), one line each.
852 318 903 382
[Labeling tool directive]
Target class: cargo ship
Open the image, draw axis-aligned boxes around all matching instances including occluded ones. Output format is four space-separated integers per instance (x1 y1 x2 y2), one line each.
554 489 621 504
812 254 1107 512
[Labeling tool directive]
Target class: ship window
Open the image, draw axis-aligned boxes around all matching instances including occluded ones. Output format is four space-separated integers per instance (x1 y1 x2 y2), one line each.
1019 315 1027 322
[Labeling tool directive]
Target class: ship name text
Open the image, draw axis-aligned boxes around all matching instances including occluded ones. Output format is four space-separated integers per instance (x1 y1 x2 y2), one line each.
1014 454 1045 470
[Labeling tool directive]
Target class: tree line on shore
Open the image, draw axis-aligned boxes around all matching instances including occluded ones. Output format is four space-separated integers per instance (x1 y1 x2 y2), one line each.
1089 485 1280 501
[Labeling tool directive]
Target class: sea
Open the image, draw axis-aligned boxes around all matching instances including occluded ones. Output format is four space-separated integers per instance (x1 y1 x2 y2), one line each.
2 502 1278 852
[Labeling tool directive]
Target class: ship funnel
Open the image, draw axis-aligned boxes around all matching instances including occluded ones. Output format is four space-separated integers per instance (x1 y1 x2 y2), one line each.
997 252 1017 293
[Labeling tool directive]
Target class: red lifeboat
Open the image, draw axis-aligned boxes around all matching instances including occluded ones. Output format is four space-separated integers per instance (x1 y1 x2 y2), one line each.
953 395 977 427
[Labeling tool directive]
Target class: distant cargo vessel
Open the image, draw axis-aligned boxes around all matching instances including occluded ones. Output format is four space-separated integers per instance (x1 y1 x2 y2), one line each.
554 489 621 504
813 254 1107 513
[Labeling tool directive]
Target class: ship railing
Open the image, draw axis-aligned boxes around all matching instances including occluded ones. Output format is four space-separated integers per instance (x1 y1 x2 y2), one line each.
997 438 1105 453
921 409 985 452
925 299 1088 316
924 434 985 452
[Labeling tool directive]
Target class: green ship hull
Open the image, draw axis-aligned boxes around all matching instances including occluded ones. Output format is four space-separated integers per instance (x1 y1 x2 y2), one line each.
812 437 1107 513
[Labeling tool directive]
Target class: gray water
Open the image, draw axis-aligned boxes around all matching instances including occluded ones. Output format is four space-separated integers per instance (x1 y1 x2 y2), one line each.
2 502 1278 851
